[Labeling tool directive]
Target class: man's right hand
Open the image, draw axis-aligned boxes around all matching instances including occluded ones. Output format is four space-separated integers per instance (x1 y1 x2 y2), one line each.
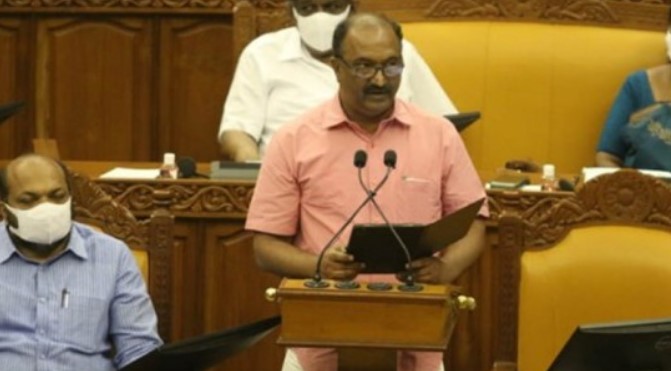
320 246 365 281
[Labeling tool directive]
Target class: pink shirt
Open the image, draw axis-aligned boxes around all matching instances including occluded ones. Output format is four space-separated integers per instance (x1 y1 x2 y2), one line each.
246 95 488 371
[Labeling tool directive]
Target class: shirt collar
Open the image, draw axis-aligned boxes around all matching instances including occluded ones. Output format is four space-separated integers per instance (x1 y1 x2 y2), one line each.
321 95 415 130
279 27 309 62
66 224 88 260
0 222 88 264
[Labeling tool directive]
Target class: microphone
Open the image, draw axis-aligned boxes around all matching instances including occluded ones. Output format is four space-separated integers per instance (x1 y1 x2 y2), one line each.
358 150 420 291
177 156 209 179
384 150 396 168
307 149 392 288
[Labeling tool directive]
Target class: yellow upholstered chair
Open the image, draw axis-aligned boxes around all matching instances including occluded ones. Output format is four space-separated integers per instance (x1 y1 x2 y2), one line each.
492 170 671 371
69 171 175 342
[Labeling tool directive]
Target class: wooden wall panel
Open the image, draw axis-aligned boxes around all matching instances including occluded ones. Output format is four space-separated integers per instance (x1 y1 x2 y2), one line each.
204 225 283 371
0 17 32 157
36 17 153 161
158 17 235 163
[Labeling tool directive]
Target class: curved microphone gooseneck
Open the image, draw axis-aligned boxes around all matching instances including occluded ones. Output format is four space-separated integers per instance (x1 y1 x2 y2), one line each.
357 150 420 291
306 150 393 288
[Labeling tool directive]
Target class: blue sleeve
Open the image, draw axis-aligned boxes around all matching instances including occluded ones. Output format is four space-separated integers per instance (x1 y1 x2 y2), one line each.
596 70 654 158
111 244 163 368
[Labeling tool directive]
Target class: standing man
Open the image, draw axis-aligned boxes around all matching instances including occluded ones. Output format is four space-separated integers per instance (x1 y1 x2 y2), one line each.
246 13 487 371
0 154 162 370
218 0 458 162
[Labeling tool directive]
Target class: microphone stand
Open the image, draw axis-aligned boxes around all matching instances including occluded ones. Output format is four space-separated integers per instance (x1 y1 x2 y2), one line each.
357 167 422 292
305 164 394 289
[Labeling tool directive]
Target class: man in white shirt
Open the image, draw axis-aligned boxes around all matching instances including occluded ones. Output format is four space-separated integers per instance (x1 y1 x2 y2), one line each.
218 0 458 162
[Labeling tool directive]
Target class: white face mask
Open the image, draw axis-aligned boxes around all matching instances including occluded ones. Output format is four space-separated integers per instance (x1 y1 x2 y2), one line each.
5 198 72 245
293 5 351 53
666 29 671 61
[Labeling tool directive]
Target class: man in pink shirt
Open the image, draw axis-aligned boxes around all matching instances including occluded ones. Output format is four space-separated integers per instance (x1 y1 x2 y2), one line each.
246 13 488 371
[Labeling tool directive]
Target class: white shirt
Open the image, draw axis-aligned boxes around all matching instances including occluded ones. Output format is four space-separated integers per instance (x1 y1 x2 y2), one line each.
218 27 458 156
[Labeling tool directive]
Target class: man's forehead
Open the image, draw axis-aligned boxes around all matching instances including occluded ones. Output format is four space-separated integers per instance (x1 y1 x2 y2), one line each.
341 25 400 58
7 157 66 189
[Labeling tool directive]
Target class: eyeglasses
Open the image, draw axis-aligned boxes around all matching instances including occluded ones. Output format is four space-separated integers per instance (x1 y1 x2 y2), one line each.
292 0 350 16
337 57 405 79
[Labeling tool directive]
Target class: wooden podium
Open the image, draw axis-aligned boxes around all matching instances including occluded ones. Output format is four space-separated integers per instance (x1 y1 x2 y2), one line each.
266 278 476 370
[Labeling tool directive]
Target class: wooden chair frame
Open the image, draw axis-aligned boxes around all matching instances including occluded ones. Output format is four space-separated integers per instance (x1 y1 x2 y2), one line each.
69 171 175 342
492 170 671 371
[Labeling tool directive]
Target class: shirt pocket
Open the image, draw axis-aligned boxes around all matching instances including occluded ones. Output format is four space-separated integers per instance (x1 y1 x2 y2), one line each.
398 176 442 222
58 292 109 352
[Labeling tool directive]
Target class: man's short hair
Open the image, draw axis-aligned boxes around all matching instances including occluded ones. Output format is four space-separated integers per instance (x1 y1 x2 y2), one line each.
332 13 403 59
0 156 72 202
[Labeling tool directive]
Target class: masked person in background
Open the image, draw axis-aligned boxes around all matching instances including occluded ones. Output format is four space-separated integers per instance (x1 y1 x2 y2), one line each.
595 8 671 171
218 0 458 162
0 154 162 370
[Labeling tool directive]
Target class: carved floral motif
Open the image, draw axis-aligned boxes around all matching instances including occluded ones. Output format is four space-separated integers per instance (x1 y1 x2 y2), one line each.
426 0 619 23
517 171 671 246
1 0 236 9
97 180 255 217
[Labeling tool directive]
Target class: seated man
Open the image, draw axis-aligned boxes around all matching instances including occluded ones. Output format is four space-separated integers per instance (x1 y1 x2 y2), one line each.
595 8 671 170
246 13 487 371
0 154 162 370
218 0 458 162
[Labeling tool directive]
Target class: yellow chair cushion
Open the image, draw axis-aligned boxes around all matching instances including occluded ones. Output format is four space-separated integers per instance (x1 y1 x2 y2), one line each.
131 249 149 285
517 225 671 371
402 22 666 173
85 223 150 284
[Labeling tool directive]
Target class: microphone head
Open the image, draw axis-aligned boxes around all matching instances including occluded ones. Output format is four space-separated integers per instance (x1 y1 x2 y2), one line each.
177 156 197 178
383 150 397 168
354 150 367 168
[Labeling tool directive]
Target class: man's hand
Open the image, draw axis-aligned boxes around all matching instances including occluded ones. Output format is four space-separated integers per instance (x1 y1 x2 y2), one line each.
398 256 447 284
219 130 260 162
320 246 365 281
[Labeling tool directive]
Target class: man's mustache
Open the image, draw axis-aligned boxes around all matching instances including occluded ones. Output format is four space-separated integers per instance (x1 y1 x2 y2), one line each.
364 86 391 95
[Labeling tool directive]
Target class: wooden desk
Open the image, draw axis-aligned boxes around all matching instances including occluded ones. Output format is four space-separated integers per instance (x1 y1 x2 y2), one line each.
63 161 571 371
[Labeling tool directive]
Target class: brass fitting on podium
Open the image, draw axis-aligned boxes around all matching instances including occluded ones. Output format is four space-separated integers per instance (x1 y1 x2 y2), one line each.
265 287 277 302
456 295 477 311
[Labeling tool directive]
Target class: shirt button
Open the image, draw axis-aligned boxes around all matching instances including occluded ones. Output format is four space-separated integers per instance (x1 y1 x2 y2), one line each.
39 297 46 303
40 354 46 359
39 329 45 335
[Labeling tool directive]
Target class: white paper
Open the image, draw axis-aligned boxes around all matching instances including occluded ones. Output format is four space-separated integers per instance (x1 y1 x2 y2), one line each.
581 167 618 183
99 167 160 179
520 184 542 192
582 167 671 183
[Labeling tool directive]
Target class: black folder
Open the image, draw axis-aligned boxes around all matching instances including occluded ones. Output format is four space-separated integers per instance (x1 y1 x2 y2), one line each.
347 198 485 273
0 101 24 124
444 111 480 132
121 316 281 371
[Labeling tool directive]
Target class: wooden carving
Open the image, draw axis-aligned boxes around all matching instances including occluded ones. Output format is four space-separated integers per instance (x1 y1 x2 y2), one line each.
492 170 671 366
0 0 236 10
97 180 255 217
226 0 669 57
426 0 619 23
